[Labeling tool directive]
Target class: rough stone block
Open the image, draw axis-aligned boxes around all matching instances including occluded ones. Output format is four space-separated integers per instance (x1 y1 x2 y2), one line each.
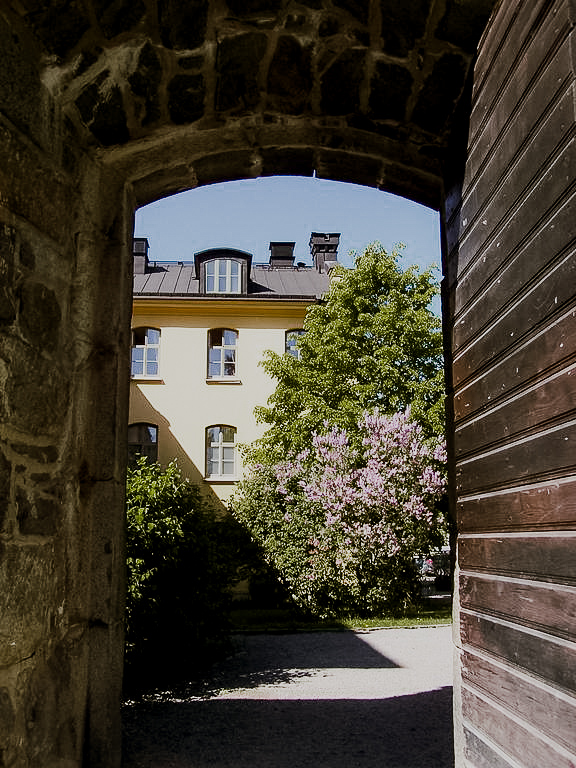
316 149 381 188
321 49 366 115
16 487 60 537
19 281 61 352
261 147 314 178
379 0 430 58
23 0 90 58
332 0 369 25
226 0 283 18
0 541 58 668
267 36 313 114
193 150 260 186
0 225 16 327
94 0 146 39
369 60 413 121
129 43 163 126
168 74 205 125
0 451 10 531
438 0 496 53
216 33 268 112
3 342 69 437
413 53 467 134
90 86 130 146
159 0 207 50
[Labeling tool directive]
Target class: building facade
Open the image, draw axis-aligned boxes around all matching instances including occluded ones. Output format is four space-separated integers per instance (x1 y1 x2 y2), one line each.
129 233 339 505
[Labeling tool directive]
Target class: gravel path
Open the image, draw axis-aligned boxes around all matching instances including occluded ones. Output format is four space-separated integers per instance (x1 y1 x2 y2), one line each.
123 625 454 768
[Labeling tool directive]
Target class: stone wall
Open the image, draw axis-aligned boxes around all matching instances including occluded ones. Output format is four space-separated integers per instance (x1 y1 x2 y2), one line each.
0 11 133 766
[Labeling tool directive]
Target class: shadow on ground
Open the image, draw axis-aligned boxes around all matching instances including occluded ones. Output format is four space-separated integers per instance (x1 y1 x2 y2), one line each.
123 629 454 767
123 689 454 768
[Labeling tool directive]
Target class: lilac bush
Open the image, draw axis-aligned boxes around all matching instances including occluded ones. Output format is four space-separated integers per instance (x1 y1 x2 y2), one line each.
232 409 447 617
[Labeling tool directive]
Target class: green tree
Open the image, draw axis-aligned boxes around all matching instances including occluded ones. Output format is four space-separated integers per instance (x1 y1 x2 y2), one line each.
124 459 238 692
251 242 444 462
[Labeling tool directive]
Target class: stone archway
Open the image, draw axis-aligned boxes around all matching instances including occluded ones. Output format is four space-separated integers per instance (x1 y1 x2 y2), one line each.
1 2 575 766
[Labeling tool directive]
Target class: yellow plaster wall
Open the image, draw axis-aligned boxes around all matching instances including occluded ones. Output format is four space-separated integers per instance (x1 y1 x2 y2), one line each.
129 299 309 504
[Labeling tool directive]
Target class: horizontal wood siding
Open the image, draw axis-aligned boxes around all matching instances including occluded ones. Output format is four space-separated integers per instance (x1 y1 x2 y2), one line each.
447 0 576 764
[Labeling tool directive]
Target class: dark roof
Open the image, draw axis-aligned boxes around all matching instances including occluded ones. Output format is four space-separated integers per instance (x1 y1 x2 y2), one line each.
133 262 330 300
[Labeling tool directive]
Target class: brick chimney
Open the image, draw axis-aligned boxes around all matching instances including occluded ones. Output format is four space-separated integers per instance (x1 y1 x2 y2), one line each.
309 232 340 272
269 241 295 267
133 237 149 274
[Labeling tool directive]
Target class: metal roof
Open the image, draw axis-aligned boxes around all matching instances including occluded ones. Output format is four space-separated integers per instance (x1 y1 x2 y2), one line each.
133 262 330 300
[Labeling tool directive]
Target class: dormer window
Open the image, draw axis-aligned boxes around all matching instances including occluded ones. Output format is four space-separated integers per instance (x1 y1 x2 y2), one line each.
195 249 251 295
205 258 241 293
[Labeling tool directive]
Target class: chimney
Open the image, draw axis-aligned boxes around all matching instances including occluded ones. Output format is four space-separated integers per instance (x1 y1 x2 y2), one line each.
269 241 295 268
133 237 149 274
309 232 340 273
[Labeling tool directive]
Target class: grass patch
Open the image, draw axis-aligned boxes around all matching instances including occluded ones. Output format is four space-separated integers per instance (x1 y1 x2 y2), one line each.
230 597 452 633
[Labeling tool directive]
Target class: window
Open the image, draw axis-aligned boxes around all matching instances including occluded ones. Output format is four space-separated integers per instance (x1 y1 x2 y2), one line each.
131 327 160 377
128 423 158 467
208 328 237 378
285 329 305 359
205 259 240 293
206 425 236 478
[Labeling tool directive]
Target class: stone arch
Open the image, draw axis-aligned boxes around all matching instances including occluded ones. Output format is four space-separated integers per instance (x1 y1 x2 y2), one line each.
1 2 576 767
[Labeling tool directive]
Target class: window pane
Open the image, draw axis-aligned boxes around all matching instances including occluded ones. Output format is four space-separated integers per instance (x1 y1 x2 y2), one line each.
132 348 144 362
209 329 223 346
223 329 237 345
147 348 158 362
223 446 234 461
131 360 144 376
146 426 157 443
206 261 215 277
209 348 222 364
222 426 235 442
222 461 234 475
147 329 160 344
146 361 158 376
230 274 239 292
224 362 235 376
206 274 215 292
207 427 219 442
224 349 235 363
218 274 227 291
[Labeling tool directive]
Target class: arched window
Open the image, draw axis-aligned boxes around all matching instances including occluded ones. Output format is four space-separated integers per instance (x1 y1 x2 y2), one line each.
127 423 158 467
205 425 236 479
205 258 241 293
285 328 305 359
131 327 160 377
208 328 238 378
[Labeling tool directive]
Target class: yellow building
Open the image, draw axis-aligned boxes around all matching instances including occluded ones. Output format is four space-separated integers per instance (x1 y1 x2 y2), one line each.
128 234 339 508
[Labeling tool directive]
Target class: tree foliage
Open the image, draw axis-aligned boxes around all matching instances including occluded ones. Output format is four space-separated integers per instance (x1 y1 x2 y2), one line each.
252 242 444 462
125 459 238 691
232 411 447 617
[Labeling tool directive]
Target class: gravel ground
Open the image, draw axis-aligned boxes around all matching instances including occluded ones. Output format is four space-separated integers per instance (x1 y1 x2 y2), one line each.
123 625 454 768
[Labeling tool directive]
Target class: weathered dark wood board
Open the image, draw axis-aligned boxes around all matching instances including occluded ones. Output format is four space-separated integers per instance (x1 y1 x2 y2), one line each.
457 478 576 532
448 0 576 764
458 535 576 583
462 686 575 768
460 573 576 637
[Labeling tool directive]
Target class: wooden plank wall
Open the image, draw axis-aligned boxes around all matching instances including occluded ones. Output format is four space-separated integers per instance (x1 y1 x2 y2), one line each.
445 0 576 765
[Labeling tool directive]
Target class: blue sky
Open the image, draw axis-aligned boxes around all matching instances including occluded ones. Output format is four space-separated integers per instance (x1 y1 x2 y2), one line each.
135 175 442 310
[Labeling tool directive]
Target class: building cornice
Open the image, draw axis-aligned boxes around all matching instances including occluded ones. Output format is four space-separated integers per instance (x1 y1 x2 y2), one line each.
132 296 318 317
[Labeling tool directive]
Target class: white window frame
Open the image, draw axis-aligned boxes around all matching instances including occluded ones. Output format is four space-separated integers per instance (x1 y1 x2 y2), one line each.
205 258 241 294
285 328 305 359
207 328 238 379
205 425 236 479
131 327 160 378
128 423 158 466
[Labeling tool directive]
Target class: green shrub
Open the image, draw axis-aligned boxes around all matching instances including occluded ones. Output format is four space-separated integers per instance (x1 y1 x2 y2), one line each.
124 459 237 692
